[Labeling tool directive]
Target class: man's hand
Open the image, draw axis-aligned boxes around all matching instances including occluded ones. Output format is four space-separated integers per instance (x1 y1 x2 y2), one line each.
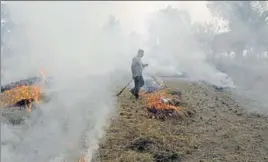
143 64 149 67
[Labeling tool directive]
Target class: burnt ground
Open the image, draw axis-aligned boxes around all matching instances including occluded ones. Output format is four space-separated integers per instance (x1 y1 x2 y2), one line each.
96 80 268 162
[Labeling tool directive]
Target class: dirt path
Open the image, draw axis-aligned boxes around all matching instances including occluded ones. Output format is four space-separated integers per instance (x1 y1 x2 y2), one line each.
97 80 268 162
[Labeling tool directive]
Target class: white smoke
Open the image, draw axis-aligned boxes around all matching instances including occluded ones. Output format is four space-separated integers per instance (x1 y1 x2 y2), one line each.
1 1 236 162
143 6 235 88
1 2 134 162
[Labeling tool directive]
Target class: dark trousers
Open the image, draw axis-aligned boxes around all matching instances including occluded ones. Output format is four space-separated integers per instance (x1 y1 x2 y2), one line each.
131 75 144 98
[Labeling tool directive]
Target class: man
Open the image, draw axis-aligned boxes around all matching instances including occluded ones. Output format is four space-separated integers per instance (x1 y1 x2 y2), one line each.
130 49 148 99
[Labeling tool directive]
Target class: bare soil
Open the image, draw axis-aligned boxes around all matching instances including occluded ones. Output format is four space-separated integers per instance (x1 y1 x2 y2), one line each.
97 80 268 162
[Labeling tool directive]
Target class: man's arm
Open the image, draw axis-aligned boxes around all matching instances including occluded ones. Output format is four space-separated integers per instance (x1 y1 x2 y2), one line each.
142 63 148 68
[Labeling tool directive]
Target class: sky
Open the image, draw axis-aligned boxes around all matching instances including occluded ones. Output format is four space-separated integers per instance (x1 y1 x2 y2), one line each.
90 1 213 35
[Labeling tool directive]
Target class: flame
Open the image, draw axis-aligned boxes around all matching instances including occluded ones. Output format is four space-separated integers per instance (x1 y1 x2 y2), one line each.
78 155 88 162
75 141 99 162
141 89 181 111
0 85 41 109
40 69 46 82
0 69 46 108
0 69 46 109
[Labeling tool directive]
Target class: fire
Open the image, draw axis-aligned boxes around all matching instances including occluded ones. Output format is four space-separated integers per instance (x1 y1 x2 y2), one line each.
0 85 41 110
0 70 46 110
141 89 181 111
40 69 46 82
78 155 88 162
140 89 185 120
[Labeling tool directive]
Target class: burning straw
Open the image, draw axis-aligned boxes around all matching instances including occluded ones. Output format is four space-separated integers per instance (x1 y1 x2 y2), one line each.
0 70 47 111
141 89 185 120
0 85 41 112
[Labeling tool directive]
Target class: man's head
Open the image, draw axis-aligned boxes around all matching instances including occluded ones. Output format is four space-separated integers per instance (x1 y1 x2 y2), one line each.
137 49 144 58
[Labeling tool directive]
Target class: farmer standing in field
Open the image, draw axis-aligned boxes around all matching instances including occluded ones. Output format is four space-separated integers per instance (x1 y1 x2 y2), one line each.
130 49 148 99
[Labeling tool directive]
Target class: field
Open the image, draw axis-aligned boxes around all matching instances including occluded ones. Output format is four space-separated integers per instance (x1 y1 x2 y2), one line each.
1 79 267 162
96 80 268 162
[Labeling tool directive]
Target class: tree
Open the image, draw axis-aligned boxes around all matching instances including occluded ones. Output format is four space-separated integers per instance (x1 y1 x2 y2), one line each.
102 15 121 34
193 22 219 60
207 1 268 59
148 5 195 56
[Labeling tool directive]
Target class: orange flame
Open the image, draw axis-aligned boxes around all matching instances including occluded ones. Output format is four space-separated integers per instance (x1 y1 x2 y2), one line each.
78 155 88 162
0 69 47 109
141 89 181 111
40 69 46 82
0 85 41 109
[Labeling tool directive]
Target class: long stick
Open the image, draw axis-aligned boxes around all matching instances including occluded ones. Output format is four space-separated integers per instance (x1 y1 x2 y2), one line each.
116 79 133 96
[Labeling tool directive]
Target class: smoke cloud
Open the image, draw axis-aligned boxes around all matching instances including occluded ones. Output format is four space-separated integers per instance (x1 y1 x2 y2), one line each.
1 2 134 162
205 1 268 113
1 1 266 162
143 6 235 88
